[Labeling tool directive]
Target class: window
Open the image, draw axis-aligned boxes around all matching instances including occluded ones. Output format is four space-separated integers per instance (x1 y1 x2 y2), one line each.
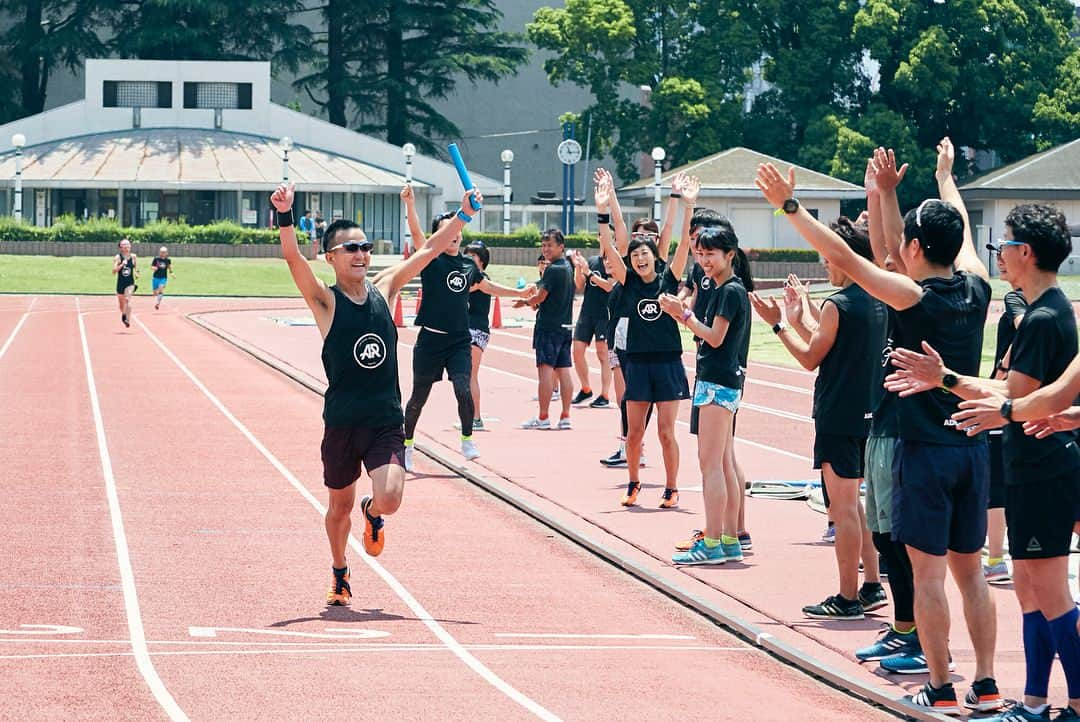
103 81 171 108
183 82 253 110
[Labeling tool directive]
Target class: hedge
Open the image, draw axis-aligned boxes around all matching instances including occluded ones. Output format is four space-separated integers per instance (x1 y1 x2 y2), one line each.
463 226 820 263
0 215 311 245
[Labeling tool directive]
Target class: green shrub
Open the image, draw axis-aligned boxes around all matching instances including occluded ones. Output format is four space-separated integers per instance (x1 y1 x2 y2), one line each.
0 215 302 245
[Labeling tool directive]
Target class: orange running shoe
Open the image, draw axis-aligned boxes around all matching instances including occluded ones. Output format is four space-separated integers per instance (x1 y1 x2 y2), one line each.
326 567 352 606
360 495 385 556
620 481 642 507
674 529 705 551
658 488 679 509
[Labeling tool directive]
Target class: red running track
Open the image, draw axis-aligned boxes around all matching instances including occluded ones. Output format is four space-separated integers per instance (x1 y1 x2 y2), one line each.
0 295 888 721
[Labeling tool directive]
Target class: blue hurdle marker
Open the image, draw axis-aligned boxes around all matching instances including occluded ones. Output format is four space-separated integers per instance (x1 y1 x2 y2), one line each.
448 143 482 211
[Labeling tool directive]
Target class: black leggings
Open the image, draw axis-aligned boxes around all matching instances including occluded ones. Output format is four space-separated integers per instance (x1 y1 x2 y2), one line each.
404 373 474 439
620 398 653 438
872 531 914 625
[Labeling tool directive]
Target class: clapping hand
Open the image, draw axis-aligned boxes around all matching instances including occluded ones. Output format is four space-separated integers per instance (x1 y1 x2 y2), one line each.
749 291 783 326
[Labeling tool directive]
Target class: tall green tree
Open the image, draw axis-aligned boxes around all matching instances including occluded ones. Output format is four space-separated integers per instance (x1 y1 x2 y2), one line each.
106 0 309 71
528 0 758 181
295 0 528 156
0 0 110 120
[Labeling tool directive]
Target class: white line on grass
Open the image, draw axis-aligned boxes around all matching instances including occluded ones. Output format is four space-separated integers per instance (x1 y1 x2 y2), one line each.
0 297 37 362
136 319 561 722
77 300 189 722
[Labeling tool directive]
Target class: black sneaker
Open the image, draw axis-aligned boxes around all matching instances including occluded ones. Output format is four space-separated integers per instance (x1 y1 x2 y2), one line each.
858 582 889 612
802 594 864 620
910 682 960 715
122 314 130 328
600 448 627 467
570 390 594 405
963 677 1004 713
589 395 611 408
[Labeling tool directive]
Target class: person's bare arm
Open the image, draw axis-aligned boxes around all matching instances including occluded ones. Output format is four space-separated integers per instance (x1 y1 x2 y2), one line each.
113 255 122 274
661 293 730 348
873 147 908 275
657 172 687 263
595 172 627 286
750 292 839 371
401 185 428 251
666 176 699 282
865 158 890 269
601 168 629 256
935 137 988 282
271 183 334 324
474 278 526 297
756 164 923 311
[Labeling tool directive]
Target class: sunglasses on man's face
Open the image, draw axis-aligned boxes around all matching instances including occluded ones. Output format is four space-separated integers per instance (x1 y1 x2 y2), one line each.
329 241 374 254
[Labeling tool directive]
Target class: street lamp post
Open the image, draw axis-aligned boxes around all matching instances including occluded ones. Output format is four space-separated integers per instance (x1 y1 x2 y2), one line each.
402 143 415 253
651 146 666 222
500 149 514 234
279 136 292 182
11 133 25 222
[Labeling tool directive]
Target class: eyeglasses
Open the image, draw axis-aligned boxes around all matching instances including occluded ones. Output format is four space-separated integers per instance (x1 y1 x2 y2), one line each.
985 239 1028 254
328 240 374 254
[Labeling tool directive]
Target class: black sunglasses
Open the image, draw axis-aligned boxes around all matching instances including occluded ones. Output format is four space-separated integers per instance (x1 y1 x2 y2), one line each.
329 240 374 253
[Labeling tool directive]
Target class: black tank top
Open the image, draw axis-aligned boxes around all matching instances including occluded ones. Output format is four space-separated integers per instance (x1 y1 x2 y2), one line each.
116 255 135 291
321 283 403 428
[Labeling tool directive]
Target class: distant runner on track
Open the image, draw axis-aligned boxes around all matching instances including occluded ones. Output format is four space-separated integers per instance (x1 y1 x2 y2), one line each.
113 237 137 327
272 181 481 606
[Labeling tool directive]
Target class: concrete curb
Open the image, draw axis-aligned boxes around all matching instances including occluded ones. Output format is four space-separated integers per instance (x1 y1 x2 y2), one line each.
186 308 949 722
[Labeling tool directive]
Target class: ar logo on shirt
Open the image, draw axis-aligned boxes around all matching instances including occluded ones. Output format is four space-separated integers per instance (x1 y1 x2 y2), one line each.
700 277 712 290
353 333 387 370
446 271 469 293
638 299 663 322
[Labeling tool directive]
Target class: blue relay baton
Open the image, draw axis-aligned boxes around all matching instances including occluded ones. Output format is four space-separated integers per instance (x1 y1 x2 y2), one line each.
448 143 482 211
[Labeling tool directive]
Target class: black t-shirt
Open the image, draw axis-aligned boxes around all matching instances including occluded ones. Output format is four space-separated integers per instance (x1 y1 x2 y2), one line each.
623 262 682 357
1003 286 1080 484
606 282 625 344
696 277 749 389
536 257 574 331
814 284 889 436
322 284 403 428
579 255 610 319
151 257 171 279
468 271 492 333
415 252 482 337
870 309 899 438
895 271 991 444
992 290 1027 376
684 262 717 323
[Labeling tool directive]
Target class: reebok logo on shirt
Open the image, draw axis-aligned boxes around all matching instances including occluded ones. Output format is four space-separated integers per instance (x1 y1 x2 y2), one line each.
637 299 662 322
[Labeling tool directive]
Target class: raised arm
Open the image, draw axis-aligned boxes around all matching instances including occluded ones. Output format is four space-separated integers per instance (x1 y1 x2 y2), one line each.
666 175 698 281
756 164 923 311
750 292 839 371
595 170 626 286
657 172 688 263
401 184 428 251
375 190 482 301
271 182 333 314
865 158 889 269
935 137 988 281
873 147 908 275
598 167 629 255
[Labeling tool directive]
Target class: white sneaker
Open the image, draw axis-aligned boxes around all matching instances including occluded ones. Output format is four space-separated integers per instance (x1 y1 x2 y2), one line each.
519 417 551 430
404 445 415 471
557 417 572 430
461 439 480 461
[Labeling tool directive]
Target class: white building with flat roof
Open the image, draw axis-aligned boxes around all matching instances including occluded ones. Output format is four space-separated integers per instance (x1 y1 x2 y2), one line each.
0 59 500 250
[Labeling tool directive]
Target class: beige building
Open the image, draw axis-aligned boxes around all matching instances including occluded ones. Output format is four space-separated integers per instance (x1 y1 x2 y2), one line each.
618 147 865 249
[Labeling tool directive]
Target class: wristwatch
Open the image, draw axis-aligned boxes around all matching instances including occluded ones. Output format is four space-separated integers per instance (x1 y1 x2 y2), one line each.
942 372 958 390
772 322 786 334
782 198 800 214
1000 399 1014 421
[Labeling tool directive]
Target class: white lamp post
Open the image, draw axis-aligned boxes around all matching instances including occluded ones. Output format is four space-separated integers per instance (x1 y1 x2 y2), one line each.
402 143 416 253
651 146 666 222
280 136 292 181
12 133 25 222
500 148 514 234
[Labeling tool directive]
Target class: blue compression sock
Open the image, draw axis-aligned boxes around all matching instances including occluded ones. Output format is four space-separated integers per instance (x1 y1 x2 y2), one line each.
1023 610 1055 698
1048 606 1080 699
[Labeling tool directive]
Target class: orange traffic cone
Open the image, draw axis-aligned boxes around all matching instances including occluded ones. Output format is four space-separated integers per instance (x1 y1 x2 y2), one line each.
491 297 503 329
393 293 404 327
415 288 422 316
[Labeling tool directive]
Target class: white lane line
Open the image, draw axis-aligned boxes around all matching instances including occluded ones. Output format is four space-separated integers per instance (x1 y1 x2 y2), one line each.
136 319 560 722
494 633 695 640
0 643 749 662
426 344 810 461
77 301 188 722
0 297 37 362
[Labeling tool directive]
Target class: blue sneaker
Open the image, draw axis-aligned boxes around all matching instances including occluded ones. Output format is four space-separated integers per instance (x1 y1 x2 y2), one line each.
672 539 727 565
984 701 1050 721
880 650 956 674
721 541 744 562
855 626 920 662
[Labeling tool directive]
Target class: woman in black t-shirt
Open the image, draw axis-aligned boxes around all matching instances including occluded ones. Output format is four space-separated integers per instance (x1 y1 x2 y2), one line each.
661 226 751 565
597 170 696 510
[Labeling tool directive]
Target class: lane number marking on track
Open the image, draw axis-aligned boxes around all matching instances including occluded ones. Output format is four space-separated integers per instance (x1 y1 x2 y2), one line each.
189 626 389 641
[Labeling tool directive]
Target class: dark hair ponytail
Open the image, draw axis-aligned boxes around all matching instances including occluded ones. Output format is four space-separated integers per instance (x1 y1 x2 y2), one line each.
733 248 754 292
